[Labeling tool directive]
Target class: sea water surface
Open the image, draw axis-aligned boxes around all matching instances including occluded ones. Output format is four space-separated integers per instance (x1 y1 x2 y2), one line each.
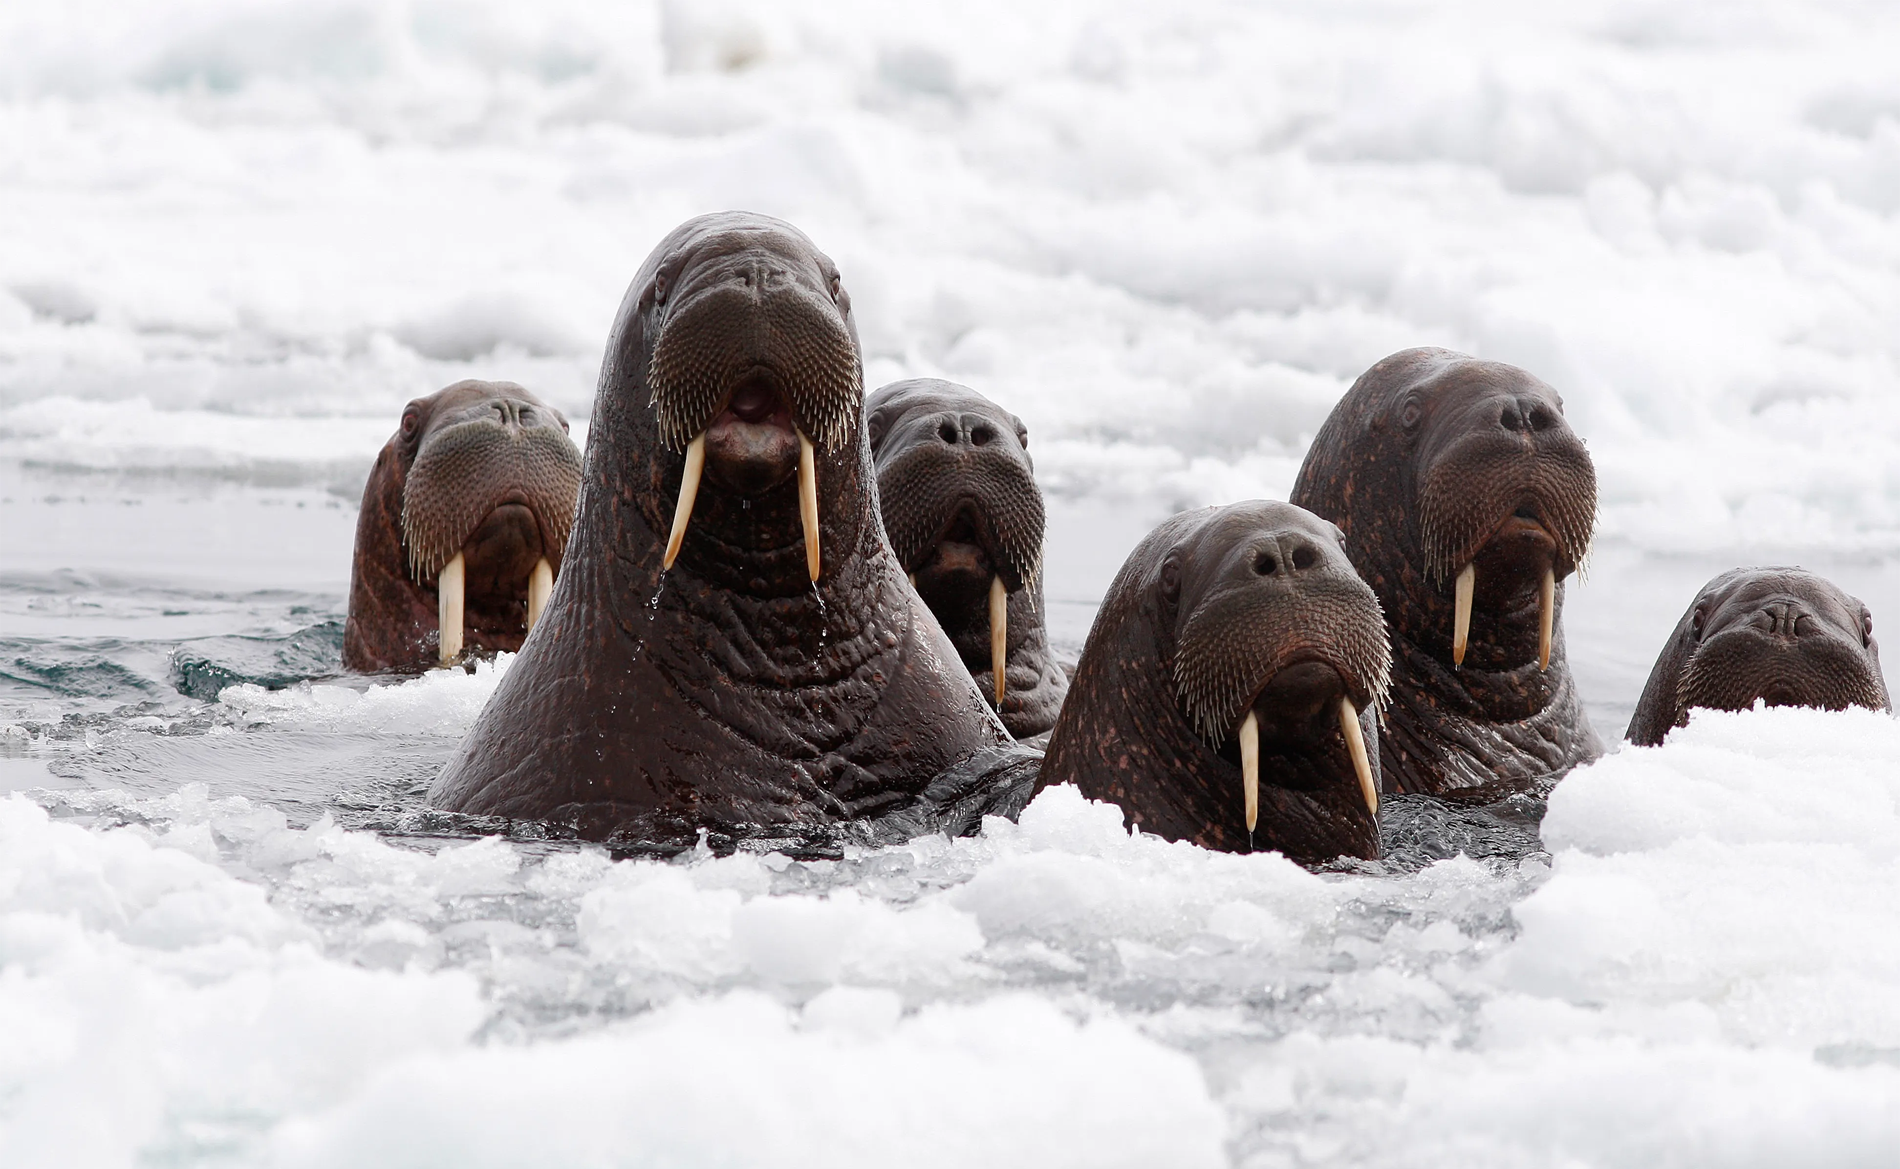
5 1 1900 1165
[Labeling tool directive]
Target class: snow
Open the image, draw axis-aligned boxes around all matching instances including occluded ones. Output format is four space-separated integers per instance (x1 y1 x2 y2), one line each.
5 0 1900 1163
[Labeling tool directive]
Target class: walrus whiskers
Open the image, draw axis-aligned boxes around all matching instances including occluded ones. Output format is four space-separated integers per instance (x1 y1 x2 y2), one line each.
798 431 821 581
1538 566 1555 671
528 558 553 632
1452 562 1475 668
663 433 706 571
438 552 465 666
1238 710 1259 834
989 575 1007 706
1340 697 1376 815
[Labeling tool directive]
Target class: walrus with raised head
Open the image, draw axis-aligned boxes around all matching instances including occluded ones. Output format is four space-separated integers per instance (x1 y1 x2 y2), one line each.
343 379 582 673
430 213 1035 848
1038 501 1390 862
866 378 1068 740
1290 348 1602 795
1627 567 1889 745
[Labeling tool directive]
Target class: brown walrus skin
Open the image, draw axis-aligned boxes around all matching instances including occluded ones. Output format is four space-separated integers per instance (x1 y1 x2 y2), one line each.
1626 567 1890 746
342 380 582 674
429 212 1037 852
1290 348 1603 795
1038 501 1392 863
866 378 1068 741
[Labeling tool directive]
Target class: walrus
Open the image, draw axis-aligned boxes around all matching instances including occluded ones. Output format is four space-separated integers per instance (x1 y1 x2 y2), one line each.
1626 567 1889 745
1037 501 1390 862
1289 348 1602 795
342 380 582 673
865 378 1068 740
429 212 1035 849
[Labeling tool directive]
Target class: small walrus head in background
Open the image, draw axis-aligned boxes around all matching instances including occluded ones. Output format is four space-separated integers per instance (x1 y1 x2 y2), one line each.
1038 501 1390 863
1627 567 1889 746
1291 348 1603 795
866 378 1068 740
343 379 581 673
429 212 1031 844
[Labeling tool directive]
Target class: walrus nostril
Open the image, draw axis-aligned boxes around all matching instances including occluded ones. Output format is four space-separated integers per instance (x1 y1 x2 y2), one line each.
969 423 996 446
1498 401 1522 431
1290 544 1318 571
938 418 960 445
1254 551 1278 576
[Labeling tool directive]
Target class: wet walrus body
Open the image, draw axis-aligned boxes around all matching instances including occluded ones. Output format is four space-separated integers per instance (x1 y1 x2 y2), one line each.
866 378 1068 741
343 380 582 673
1627 567 1889 745
1291 348 1602 795
1038 502 1390 863
431 213 1036 850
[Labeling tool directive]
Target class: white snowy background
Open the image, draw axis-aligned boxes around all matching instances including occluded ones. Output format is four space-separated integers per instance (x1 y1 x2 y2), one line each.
3 0 1900 1165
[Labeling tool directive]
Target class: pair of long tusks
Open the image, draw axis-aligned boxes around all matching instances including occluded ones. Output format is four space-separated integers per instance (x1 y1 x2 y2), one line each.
1449 562 1556 672
1236 697 1379 833
662 431 821 583
989 576 1008 706
437 552 555 667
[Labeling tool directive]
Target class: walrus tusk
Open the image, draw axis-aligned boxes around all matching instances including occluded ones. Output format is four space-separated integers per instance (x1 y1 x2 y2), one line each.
1340 696 1377 816
990 575 1007 706
1538 565 1555 671
798 431 821 582
527 557 553 632
663 433 705 570
1452 562 1475 668
438 552 465 666
1239 710 1259 834
908 572 917 589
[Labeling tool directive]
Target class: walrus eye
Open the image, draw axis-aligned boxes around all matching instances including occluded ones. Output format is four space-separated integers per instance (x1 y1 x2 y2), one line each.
1691 602 1709 639
399 407 420 442
1399 395 1423 431
829 273 842 300
653 272 668 305
1160 557 1182 606
1863 609 1875 646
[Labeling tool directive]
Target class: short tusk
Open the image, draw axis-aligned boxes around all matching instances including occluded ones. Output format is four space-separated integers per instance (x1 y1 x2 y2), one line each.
798 431 821 582
1452 562 1475 668
1340 696 1377 816
527 557 554 633
437 552 465 667
908 572 917 590
1239 710 1259 834
1538 565 1555 671
663 433 706 570
989 575 1008 707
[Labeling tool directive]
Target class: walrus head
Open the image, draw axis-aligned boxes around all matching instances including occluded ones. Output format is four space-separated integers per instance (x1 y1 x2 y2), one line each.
428 213 1028 844
636 216 862 586
342 379 581 673
866 378 1065 737
1290 348 1603 793
1627 567 1889 745
1039 501 1391 862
